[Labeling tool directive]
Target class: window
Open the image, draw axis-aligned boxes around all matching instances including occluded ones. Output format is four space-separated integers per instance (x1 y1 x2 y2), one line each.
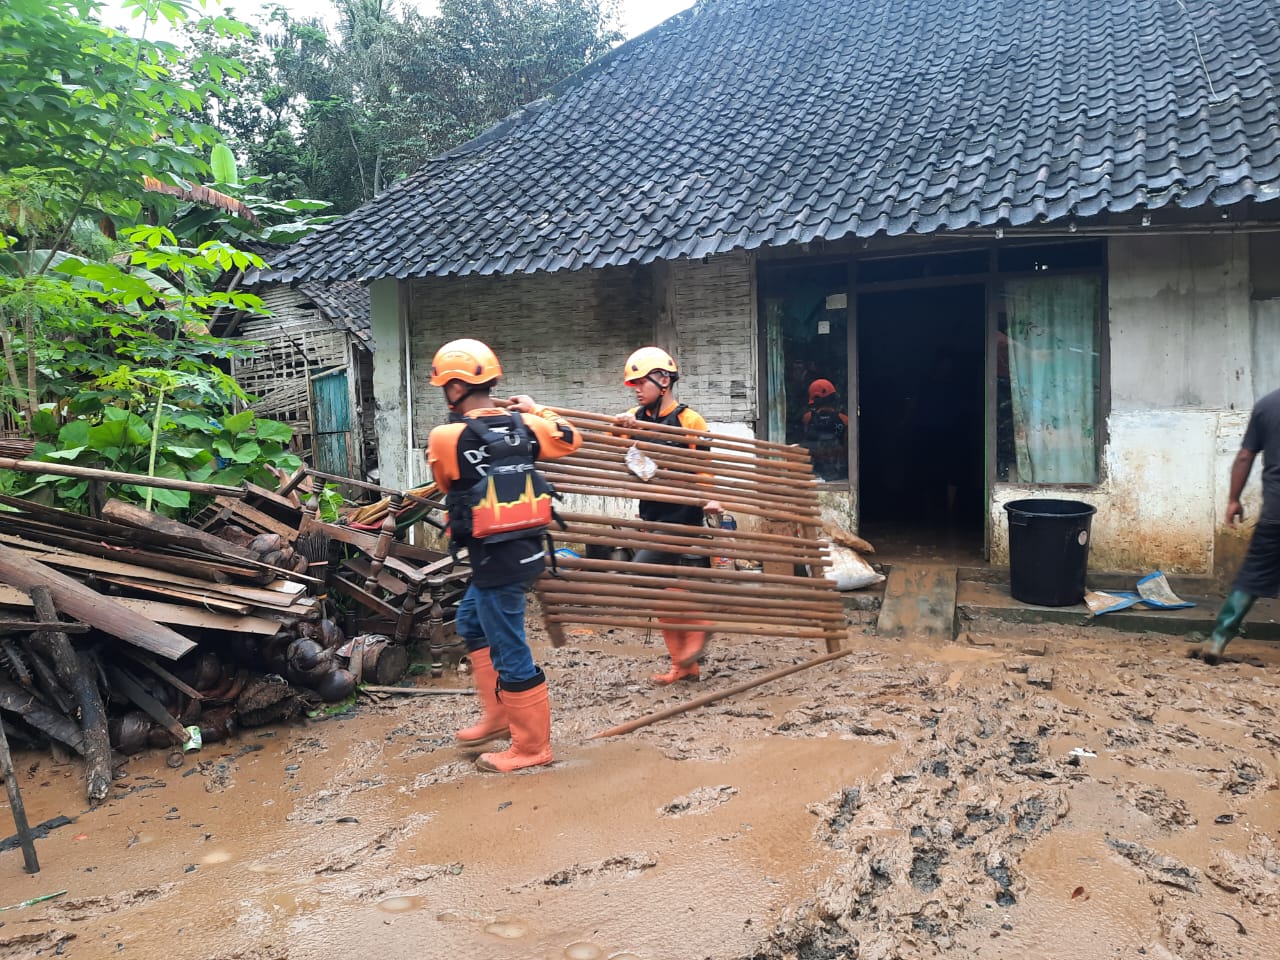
996 275 1102 483
759 262 850 481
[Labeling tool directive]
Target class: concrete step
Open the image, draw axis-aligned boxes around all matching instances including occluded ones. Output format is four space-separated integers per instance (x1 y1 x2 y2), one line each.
875 562 958 640
956 580 1280 640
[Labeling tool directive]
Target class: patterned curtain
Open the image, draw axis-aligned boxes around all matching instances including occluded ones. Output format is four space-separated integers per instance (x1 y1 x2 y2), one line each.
1005 276 1100 483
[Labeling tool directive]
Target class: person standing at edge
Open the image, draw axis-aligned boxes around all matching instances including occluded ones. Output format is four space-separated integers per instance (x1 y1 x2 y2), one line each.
1197 386 1280 665
426 338 582 771
615 346 722 684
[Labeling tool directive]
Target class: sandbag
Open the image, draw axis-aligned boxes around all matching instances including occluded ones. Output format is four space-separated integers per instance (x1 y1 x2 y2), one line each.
825 543 884 591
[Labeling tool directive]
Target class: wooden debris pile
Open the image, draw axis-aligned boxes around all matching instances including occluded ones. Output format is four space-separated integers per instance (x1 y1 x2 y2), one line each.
0 465 466 805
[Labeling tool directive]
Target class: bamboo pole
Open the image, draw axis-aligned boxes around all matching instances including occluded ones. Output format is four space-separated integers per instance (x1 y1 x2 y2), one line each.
542 459 820 509
543 613 841 639
542 466 817 514
548 482 821 526
573 431 816 474
540 598 846 626
537 582 843 616
545 405 811 459
589 648 854 739
551 554 837 588
538 571 840 602
558 512 811 549
0 457 247 497
568 440 818 487
557 526 829 565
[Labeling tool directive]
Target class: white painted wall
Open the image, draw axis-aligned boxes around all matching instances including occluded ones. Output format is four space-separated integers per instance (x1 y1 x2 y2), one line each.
990 234 1273 576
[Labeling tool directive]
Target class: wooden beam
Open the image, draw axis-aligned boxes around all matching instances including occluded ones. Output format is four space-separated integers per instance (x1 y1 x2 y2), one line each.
28 586 111 804
0 457 246 497
0 545 194 660
590 648 853 739
100 499 263 565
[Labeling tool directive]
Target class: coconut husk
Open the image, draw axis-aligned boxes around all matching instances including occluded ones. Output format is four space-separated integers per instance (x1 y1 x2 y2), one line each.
235 676 296 715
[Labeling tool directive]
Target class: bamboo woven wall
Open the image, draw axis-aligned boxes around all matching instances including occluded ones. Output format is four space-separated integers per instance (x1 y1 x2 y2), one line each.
233 286 353 431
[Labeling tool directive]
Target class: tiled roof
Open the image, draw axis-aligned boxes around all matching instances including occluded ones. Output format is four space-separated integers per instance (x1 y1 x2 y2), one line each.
297 279 371 342
267 0 1280 283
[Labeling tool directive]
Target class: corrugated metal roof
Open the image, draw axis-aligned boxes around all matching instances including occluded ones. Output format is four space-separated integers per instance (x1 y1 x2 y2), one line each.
265 0 1280 284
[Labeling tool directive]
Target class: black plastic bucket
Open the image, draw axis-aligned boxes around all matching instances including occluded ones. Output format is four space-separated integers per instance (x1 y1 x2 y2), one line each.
1003 498 1097 606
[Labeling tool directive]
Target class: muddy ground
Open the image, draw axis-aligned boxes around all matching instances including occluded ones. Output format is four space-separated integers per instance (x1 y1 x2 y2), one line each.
3 606 1280 960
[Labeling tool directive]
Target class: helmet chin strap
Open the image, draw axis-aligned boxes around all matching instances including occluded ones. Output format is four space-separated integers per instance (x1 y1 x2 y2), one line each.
444 382 487 411
641 372 671 417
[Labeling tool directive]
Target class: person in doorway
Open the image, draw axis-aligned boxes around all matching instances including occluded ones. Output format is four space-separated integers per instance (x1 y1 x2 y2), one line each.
616 346 722 683
426 338 581 771
801 378 850 481
1196 386 1280 665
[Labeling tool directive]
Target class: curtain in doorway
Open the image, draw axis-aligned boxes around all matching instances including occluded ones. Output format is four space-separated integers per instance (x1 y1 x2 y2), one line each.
1004 276 1100 483
763 299 787 442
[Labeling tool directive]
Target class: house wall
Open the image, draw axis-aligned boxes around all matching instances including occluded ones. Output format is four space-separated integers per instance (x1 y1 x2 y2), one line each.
406 253 760 498
990 233 1274 577
235 285 351 431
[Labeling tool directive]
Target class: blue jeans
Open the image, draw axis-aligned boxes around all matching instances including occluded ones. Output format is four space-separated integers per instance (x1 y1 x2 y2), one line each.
454 580 538 685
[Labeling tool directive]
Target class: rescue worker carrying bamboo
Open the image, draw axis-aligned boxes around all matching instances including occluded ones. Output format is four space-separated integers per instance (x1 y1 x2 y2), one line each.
426 338 582 772
614 346 722 684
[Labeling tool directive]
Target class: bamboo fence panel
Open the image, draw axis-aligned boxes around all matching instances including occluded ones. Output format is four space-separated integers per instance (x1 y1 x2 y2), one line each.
535 406 845 653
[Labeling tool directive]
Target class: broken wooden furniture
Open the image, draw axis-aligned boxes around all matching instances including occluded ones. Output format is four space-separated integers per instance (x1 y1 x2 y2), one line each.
532 406 846 653
296 485 471 669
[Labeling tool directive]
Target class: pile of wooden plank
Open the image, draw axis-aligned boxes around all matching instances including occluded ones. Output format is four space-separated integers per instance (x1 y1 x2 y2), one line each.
0 468 452 804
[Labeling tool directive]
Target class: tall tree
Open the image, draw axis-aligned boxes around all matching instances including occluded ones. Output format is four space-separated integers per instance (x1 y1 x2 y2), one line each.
186 0 621 213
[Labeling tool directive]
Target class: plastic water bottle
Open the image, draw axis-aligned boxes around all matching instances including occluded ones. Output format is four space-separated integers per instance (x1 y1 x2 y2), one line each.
713 514 736 569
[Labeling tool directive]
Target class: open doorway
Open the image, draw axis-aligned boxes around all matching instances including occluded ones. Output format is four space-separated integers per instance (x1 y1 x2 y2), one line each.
856 285 986 559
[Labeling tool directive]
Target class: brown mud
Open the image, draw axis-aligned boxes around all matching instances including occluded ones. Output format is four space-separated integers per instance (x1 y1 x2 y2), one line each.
3 612 1280 960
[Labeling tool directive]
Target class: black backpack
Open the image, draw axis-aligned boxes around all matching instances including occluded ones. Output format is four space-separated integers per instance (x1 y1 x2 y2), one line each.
444 413 557 547
805 404 846 445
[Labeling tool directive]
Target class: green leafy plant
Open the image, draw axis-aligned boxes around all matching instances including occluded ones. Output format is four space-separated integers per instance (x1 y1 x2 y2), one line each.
19 406 300 516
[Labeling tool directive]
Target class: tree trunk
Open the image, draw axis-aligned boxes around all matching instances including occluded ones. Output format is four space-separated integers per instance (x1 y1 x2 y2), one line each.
27 586 113 804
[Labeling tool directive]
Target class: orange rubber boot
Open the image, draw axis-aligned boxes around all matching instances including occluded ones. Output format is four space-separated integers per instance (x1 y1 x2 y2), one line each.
455 648 509 747
477 682 553 772
651 628 700 685
675 625 712 668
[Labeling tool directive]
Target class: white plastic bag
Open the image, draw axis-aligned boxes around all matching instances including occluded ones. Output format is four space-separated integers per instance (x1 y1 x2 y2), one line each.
625 443 657 481
825 543 885 591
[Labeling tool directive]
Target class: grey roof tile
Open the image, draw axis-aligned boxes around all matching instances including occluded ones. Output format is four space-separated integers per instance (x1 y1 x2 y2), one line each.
268 0 1280 282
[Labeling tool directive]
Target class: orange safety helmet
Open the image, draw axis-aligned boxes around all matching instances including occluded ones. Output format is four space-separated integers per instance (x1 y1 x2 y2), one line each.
430 338 502 387
623 346 679 384
808 378 838 404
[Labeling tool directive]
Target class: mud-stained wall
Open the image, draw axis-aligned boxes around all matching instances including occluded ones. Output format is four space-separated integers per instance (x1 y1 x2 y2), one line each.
990 234 1272 576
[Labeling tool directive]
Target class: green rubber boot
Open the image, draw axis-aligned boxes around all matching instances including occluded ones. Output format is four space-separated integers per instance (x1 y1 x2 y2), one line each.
1199 590 1257 665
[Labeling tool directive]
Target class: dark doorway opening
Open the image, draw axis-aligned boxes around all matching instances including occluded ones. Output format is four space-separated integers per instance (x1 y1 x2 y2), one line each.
856 285 986 560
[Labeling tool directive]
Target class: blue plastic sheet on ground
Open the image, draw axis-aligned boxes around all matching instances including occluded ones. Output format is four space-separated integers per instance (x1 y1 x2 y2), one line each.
1085 571 1196 616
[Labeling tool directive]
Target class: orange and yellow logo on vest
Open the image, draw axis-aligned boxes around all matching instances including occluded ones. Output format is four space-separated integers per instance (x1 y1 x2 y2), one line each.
471 471 553 538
